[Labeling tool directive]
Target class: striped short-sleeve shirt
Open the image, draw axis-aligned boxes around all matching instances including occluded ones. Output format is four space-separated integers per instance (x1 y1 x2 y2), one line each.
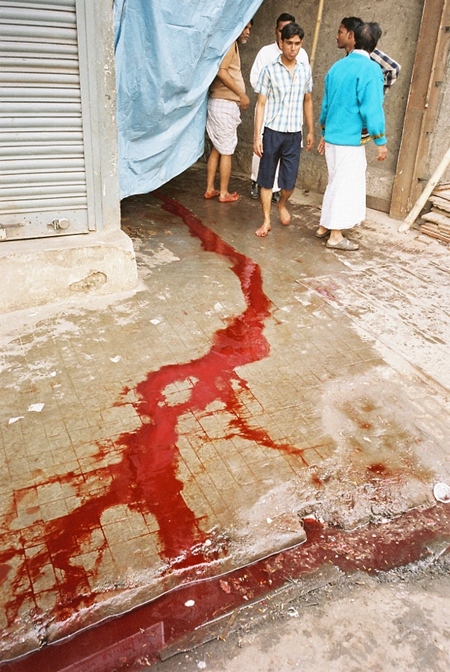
255 56 313 133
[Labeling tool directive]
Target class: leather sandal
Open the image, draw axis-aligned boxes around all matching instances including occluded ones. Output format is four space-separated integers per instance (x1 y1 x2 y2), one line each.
326 237 359 251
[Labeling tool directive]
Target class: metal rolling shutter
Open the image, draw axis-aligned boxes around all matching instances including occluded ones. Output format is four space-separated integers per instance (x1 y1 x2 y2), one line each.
0 0 90 240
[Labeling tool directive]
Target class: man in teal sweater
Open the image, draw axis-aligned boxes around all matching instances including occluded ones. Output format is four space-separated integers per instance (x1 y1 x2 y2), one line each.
316 22 387 251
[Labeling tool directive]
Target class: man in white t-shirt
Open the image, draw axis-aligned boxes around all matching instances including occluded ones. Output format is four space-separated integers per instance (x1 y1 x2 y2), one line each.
249 13 309 202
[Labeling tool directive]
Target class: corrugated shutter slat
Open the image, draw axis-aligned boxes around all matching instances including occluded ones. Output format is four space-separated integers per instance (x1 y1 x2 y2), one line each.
0 0 89 238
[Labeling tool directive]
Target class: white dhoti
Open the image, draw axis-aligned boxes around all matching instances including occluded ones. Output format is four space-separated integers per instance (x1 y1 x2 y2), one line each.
206 98 241 155
320 143 367 230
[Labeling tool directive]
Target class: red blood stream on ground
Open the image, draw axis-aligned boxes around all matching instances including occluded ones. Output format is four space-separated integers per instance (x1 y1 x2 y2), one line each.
2 196 450 671
0 195 311 664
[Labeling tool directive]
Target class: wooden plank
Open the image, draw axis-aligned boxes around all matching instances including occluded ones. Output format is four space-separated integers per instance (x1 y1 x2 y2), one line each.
431 188 450 201
398 144 450 231
419 225 450 242
422 211 450 227
431 196 450 212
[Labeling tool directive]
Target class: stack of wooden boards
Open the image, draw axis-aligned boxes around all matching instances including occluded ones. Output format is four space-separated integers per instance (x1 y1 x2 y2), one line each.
420 182 450 243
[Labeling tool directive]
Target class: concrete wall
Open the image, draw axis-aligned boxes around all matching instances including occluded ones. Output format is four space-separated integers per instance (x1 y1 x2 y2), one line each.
236 0 426 211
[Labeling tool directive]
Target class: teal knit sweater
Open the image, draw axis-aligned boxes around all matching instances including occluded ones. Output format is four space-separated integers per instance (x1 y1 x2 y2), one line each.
320 51 386 146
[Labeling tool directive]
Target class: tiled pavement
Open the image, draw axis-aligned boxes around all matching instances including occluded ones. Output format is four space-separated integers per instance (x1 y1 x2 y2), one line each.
1 164 450 660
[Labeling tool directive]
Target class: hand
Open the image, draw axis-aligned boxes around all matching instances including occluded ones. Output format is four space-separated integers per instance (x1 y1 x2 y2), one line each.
253 138 263 158
317 137 325 155
305 132 314 152
239 93 250 111
376 145 388 161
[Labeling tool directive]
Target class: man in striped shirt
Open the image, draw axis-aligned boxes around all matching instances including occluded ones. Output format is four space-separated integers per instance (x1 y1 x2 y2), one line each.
249 12 307 202
253 23 314 237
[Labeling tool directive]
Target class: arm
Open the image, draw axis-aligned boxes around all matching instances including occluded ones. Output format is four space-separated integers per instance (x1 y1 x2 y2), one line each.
216 67 249 109
253 93 267 157
303 93 314 151
216 44 250 110
359 71 387 160
317 76 328 154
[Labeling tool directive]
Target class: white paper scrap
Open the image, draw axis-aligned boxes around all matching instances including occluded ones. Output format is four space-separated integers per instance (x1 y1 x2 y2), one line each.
8 417 24 425
28 403 45 413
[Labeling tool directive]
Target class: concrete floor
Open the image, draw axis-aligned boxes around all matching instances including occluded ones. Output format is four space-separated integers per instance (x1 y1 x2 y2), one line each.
1 164 450 663
149 566 450 672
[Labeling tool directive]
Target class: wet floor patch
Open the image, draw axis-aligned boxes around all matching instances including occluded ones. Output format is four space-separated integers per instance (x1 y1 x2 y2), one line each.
2 504 449 671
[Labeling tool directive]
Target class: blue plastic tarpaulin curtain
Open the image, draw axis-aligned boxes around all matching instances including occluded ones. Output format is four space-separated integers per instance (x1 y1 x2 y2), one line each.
114 0 263 200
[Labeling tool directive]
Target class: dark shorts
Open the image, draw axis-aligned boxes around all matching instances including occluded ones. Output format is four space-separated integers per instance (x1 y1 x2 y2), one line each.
257 127 302 191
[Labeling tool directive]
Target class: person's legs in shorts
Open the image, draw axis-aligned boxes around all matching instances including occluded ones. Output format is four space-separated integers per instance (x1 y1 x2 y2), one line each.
255 127 282 236
276 131 302 227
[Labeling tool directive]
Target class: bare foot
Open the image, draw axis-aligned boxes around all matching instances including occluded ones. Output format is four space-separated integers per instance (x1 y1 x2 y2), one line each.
218 192 239 203
278 204 291 226
315 226 330 238
204 190 220 199
328 234 344 245
255 223 271 237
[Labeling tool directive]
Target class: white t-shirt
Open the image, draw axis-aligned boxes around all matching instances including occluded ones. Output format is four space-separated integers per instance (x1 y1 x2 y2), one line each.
250 42 309 90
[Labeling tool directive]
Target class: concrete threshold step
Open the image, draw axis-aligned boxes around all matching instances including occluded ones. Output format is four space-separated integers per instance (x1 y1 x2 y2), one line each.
2 505 449 672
